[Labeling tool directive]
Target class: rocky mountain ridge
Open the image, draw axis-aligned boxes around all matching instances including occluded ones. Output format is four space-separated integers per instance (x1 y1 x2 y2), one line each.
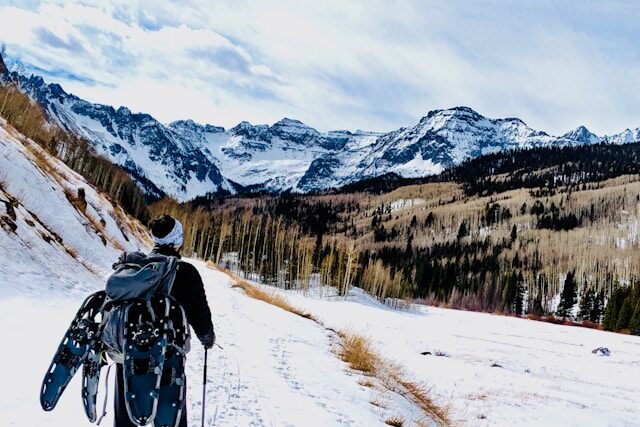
2 63 638 200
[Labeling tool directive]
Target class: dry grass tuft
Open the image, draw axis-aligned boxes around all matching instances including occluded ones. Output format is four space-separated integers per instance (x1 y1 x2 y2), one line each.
64 187 87 213
236 281 316 320
385 415 406 426
393 376 450 426
24 142 58 179
339 332 380 375
341 332 450 425
358 379 375 388
369 398 387 408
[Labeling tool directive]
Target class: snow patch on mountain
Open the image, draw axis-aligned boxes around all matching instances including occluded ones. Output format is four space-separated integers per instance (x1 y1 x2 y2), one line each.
13 75 233 201
606 128 640 145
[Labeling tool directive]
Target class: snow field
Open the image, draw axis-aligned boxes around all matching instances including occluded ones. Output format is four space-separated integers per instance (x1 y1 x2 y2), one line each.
273 288 640 426
3 118 639 426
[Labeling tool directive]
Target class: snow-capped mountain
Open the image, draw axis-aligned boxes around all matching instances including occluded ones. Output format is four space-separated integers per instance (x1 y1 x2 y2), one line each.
15 75 234 200
3 64 639 200
605 128 640 145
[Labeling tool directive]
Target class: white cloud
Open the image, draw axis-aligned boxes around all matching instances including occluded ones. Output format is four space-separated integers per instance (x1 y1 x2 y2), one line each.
0 0 638 135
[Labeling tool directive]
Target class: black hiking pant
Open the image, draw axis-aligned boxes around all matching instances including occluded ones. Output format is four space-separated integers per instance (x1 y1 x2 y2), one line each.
114 363 188 427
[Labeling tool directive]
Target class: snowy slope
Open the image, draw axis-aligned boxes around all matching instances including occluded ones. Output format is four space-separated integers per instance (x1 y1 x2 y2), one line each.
5 260 639 427
0 118 149 297
6 66 638 200
273 287 640 426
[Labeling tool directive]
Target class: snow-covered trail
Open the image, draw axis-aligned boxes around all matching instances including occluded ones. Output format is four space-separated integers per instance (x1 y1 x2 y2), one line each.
0 260 395 427
186 260 392 426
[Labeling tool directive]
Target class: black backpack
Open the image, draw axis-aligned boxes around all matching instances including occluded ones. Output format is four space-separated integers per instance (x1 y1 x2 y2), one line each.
100 251 180 361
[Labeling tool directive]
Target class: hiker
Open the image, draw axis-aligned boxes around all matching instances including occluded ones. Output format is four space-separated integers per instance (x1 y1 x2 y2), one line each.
113 215 215 427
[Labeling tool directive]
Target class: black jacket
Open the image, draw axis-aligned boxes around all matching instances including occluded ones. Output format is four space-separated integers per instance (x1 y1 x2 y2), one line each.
150 245 214 342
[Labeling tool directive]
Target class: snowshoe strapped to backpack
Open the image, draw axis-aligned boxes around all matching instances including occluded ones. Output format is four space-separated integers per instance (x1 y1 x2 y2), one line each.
41 251 191 427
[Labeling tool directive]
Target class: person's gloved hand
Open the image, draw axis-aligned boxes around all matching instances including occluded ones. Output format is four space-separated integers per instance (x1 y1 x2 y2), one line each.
198 329 216 349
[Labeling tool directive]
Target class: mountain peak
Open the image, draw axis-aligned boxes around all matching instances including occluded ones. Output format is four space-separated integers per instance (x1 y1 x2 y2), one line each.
231 120 255 131
175 118 197 126
563 125 600 144
170 119 225 134
274 117 304 126
421 106 483 122
270 118 319 139
116 106 132 116
15 64 640 199
449 106 480 115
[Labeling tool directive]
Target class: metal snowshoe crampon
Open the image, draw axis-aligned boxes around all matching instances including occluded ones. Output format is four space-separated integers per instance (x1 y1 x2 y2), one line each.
40 252 186 426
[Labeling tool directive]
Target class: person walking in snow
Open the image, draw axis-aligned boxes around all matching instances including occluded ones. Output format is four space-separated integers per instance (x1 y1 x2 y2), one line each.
113 215 215 427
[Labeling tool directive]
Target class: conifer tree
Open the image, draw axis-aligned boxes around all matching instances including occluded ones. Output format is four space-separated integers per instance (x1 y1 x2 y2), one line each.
557 271 577 320
590 291 605 323
510 224 518 242
616 296 634 331
457 221 468 240
578 288 594 321
602 287 625 331
515 272 525 315
629 300 640 336
529 294 544 316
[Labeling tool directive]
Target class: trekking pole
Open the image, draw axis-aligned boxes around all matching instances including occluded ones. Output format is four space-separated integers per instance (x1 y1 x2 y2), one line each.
201 347 208 427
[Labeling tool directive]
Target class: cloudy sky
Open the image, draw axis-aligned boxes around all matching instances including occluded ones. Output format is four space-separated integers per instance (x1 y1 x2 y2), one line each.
0 0 637 135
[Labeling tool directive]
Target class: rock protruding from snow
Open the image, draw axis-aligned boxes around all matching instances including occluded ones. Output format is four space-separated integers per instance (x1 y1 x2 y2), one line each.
592 347 611 356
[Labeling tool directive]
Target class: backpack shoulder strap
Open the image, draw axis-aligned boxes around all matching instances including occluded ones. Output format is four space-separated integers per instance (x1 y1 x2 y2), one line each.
159 256 180 296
